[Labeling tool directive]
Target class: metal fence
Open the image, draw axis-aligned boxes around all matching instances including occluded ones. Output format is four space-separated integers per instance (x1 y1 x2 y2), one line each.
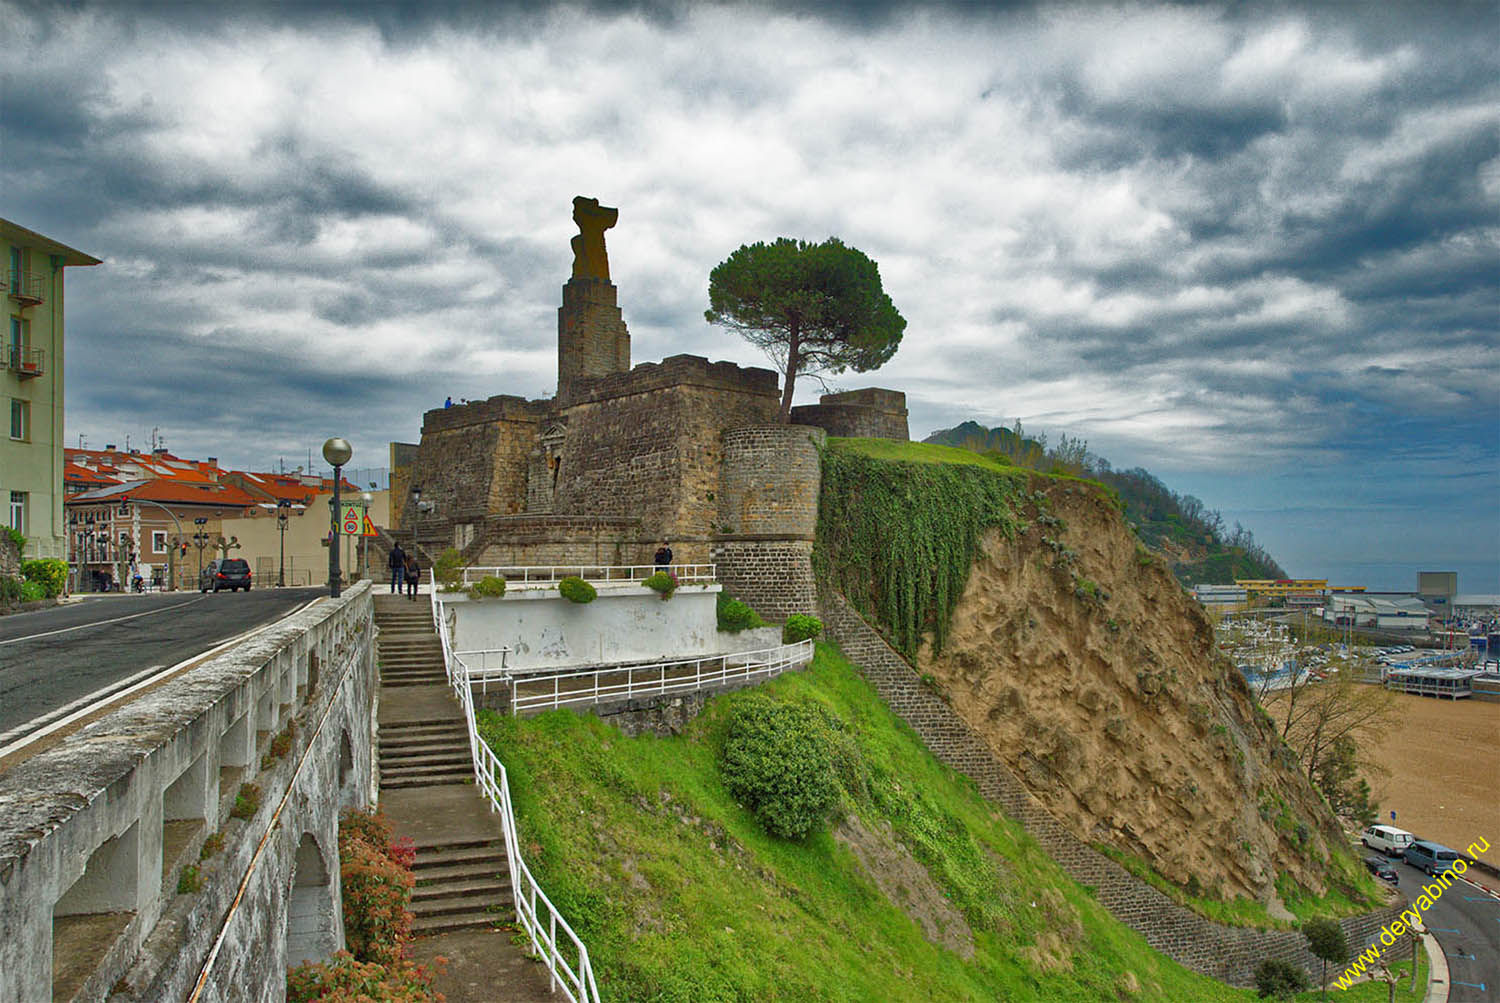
458 563 716 586
509 641 816 716
430 583 602 1003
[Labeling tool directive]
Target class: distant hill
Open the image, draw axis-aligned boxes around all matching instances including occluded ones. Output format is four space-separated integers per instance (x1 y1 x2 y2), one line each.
923 421 1287 586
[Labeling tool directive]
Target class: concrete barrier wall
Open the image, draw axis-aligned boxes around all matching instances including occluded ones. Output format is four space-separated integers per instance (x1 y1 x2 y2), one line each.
0 583 377 1003
448 583 725 671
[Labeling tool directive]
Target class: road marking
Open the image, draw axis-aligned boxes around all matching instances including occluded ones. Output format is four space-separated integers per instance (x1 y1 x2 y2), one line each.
1451 982 1486 991
0 663 165 746
1461 895 1497 902
0 597 322 761
1430 927 1463 934
0 596 208 646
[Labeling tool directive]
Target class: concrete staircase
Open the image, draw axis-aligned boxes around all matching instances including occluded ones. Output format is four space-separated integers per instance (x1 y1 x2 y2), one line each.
375 603 446 687
410 836 515 935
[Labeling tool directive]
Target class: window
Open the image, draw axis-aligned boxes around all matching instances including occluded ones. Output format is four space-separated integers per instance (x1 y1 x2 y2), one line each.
7 247 20 289
9 399 26 440
152 530 167 554
8 491 24 533
7 317 20 367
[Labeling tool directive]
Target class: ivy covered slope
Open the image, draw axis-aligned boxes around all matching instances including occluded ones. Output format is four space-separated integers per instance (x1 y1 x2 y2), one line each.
922 421 1286 586
486 649 1246 1002
814 439 1383 926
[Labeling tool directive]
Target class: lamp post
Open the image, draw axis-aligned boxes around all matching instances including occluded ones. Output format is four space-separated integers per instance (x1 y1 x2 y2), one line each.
277 499 291 587
192 517 210 584
323 437 353 598
360 491 372 581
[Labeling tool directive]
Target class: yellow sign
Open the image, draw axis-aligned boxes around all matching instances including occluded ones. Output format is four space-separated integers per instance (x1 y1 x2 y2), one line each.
362 515 378 537
341 504 363 536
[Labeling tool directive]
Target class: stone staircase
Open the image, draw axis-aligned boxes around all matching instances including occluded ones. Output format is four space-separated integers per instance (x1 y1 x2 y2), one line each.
410 836 515 935
372 595 517 940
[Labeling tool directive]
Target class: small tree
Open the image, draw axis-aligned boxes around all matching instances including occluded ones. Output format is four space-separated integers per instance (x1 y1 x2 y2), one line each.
1303 917 1348 1000
705 237 906 421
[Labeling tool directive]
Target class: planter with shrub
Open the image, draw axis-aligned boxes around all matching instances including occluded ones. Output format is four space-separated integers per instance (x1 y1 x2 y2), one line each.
558 576 597 604
466 575 506 600
644 570 678 599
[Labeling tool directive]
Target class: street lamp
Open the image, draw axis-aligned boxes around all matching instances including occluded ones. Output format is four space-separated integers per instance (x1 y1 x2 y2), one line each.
323 437 353 598
192 516 210 587
360 491 373 580
277 499 291 587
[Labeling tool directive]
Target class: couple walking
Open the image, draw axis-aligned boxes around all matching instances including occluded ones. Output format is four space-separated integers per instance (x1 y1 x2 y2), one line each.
388 543 421 600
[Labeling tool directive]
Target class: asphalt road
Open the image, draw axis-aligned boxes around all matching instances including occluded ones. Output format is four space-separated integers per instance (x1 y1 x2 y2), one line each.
1390 859 1500 1002
0 588 324 739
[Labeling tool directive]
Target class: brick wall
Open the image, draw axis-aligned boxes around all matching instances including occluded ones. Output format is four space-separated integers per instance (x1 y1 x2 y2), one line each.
404 396 549 529
790 388 908 440
712 539 818 622
468 514 647 567
819 591 1410 987
552 366 779 548
557 277 630 402
717 425 825 537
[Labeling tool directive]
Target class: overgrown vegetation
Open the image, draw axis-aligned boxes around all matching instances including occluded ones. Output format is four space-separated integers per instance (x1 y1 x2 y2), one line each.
644 570 678 598
1256 959 1310 999
815 438 1030 658
230 783 261 820
287 807 438 1001
21 558 68 598
176 864 203 895
434 547 464 592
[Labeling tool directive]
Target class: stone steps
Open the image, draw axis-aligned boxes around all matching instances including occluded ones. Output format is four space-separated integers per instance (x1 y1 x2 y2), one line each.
408 838 511 935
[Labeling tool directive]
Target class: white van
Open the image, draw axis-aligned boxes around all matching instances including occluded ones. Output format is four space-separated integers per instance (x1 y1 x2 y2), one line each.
1361 824 1415 857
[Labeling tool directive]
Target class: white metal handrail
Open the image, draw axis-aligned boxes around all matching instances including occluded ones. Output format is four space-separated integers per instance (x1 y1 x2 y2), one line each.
511 640 815 715
430 576 603 1003
458 563 716 586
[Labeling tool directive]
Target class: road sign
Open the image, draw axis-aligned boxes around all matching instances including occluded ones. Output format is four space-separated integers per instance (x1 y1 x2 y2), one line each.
341 504 366 536
362 515 378 537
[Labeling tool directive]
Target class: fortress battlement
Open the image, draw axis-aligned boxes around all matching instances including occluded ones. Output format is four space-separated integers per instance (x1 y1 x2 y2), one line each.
564 354 779 406
422 394 551 434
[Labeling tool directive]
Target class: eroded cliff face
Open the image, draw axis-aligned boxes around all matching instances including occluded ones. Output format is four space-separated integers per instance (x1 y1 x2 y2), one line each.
917 481 1342 908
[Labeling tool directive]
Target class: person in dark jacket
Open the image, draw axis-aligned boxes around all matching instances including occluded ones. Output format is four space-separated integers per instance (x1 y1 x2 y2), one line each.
653 543 673 568
388 543 406 594
404 552 421 600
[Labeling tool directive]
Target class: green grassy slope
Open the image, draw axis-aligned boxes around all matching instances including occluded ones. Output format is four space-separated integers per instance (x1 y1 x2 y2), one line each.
478 646 1421 1002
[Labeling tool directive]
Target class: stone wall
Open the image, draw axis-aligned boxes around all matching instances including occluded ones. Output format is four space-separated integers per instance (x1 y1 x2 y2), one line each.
552 356 780 550
468 514 650 567
819 591 1410 988
790 388 909 440
0 584 377 1003
0 530 19 580
557 277 630 403
712 539 818 622
717 425 825 537
404 395 549 529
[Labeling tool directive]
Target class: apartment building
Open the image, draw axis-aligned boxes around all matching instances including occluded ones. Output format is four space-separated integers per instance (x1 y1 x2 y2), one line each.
2 218 101 559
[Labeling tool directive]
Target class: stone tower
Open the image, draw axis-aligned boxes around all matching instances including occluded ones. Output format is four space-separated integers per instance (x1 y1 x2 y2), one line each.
557 196 630 402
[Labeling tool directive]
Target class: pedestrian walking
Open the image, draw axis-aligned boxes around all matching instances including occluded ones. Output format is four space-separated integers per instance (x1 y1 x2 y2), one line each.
388 542 406 594
404 552 420 600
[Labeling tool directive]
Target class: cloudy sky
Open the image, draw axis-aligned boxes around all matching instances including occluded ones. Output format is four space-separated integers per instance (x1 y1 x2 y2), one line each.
4 1 1496 590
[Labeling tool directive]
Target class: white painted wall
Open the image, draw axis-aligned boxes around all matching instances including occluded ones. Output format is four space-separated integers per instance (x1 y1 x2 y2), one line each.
446 583 778 671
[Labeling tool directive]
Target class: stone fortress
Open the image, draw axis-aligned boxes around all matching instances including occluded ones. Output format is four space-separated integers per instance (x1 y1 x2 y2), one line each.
400 196 908 620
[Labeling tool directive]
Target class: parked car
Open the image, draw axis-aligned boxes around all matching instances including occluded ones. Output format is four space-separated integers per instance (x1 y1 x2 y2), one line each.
1363 855 1400 884
1404 840 1461 876
1361 824 1415 857
201 558 252 593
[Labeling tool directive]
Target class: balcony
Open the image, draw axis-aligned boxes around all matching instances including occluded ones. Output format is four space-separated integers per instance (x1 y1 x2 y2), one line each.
3 347 45 379
6 270 46 307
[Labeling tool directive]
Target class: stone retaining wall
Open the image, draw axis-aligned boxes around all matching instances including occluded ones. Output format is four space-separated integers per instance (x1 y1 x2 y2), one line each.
819 591 1409 987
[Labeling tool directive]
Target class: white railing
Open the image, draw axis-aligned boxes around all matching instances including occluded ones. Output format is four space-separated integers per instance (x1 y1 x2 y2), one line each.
457 563 716 586
430 579 603 1003
510 640 815 716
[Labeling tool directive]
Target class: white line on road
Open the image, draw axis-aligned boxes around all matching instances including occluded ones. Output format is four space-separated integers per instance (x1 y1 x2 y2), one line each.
0 597 323 761
0 596 209 646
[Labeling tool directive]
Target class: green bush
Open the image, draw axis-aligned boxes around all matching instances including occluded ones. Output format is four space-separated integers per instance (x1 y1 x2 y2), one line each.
434 548 464 591
1253 958 1309 999
176 864 203 895
644 570 677 598
782 614 823 644
21 558 68 598
0 576 22 603
716 590 766 632
19 580 45 602
719 695 838 840
288 952 440 1003
558 576 597 604
466 575 506 600
5 528 24 554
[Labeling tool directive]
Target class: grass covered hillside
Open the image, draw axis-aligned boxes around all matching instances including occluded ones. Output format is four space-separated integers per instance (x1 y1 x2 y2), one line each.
479 648 1421 1002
